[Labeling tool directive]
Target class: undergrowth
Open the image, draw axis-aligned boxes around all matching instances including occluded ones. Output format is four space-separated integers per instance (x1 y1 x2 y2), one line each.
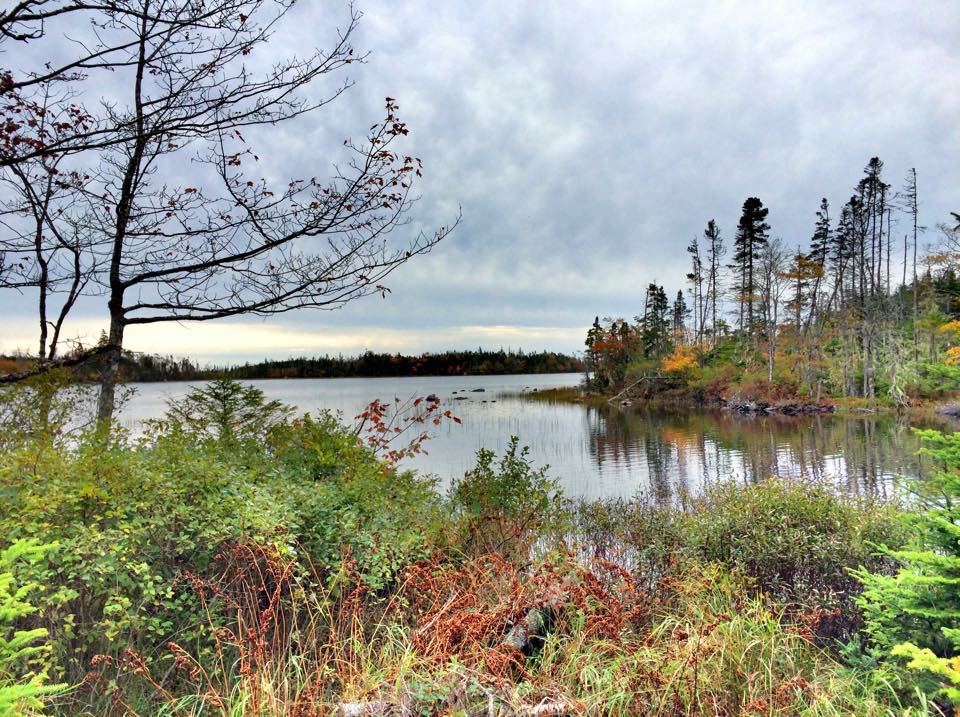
0 378 944 715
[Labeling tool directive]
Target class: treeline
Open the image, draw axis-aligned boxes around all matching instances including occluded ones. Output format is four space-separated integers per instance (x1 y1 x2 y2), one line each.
210 349 584 380
3 348 584 383
586 157 960 404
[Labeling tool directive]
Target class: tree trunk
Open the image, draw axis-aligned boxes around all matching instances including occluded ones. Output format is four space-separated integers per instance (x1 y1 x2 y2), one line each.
96 313 125 425
862 327 875 400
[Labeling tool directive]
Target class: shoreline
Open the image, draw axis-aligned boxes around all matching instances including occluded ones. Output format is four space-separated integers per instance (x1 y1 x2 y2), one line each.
519 383 960 423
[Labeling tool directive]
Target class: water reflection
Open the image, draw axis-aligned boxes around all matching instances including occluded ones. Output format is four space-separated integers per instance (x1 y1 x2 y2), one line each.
582 405 951 503
120 375 954 501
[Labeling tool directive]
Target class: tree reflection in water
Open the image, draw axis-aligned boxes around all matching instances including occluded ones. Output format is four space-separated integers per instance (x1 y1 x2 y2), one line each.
584 406 954 505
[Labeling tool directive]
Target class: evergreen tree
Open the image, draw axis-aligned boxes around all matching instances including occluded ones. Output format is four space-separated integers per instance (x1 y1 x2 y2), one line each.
671 290 689 339
729 197 770 335
641 283 671 359
806 198 831 325
856 430 960 705
686 237 704 343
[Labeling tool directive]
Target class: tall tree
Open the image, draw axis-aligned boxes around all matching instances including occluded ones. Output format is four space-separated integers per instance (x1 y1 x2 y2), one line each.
805 198 831 327
685 236 703 343
671 289 688 340
759 238 787 382
703 219 724 345
729 197 769 336
901 168 920 362
641 283 670 360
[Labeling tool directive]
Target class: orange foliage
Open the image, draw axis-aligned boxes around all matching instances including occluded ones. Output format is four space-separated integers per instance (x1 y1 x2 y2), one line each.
660 345 698 374
939 320 960 337
946 346 960 367
399 552 650 678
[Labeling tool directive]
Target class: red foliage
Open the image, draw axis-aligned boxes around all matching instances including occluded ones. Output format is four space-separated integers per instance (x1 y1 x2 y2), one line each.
353 395 461 465
397 552 651 678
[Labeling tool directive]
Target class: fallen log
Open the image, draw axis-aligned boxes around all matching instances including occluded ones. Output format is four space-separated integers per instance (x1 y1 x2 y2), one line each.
337 702 398 717
502 606 552 654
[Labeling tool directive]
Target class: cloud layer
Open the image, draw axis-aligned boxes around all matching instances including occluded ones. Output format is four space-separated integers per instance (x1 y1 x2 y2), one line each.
4 1 959 360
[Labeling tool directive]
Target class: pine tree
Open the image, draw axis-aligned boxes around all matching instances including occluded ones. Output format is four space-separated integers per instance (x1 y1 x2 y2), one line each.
806 198 831 326
686 237 704 343
671 290 689 339
856 430 960 705
641 283 671 360
729 197 770 336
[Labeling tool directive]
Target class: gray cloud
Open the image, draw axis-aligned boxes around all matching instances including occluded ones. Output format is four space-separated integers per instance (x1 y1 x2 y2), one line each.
4 0 959 359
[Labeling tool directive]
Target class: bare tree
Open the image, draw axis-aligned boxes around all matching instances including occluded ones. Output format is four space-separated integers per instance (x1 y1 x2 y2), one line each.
901 168 920 362
0 84 97 365
759 237 787 382
0 1 458 421
703 219 724 346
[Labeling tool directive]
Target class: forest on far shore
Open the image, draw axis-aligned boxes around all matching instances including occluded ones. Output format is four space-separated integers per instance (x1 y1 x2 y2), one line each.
1 348 585 383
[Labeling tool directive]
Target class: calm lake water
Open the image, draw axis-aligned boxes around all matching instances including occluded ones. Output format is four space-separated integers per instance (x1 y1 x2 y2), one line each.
119 373 953 501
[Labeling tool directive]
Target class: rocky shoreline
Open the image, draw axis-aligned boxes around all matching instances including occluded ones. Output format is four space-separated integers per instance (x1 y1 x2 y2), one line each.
720 397 835 415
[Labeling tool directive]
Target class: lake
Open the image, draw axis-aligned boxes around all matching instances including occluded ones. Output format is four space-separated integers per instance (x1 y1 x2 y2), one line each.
119 373 952 501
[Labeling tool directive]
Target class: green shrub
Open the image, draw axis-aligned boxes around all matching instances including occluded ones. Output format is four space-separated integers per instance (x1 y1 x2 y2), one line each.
450 437 569 561
684 479 907 638
0 384 443 687
0 371 99 449
149 377 293 447
572 479 906 640
270 413 444 590
570 496 685 591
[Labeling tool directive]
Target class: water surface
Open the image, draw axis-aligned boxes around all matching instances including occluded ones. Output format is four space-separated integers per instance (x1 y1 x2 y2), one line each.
119 373 951 501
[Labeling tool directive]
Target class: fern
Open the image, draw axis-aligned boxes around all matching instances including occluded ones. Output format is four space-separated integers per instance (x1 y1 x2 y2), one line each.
0 540 66 716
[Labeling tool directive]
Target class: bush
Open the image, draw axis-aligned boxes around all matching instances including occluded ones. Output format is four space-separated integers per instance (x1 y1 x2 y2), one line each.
0 383 443 689
149 377 293 447
271 413 444 590
569 497 685 591
450 437 569 561
686 480 906 624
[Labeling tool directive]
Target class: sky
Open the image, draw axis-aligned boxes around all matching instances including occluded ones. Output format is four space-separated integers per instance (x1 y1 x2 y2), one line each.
2 0 959 364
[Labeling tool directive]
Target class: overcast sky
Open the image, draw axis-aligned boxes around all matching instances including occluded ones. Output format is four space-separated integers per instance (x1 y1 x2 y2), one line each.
3 1 958 363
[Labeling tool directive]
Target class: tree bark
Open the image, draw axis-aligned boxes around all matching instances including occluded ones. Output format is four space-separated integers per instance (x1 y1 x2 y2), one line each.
95 313 125 424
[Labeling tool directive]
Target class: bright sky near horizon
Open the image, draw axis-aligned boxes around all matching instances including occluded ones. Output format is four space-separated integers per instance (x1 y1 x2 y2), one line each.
2 1 959 364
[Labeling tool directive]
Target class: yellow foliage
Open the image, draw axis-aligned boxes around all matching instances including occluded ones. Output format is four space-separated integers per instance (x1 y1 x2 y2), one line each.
661 345 698 374
946 346 960 367
939 320 960 337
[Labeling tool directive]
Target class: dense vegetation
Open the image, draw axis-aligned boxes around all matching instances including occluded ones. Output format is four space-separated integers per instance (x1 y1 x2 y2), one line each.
585 159 960 408
1 349 584 384
1 377 958 715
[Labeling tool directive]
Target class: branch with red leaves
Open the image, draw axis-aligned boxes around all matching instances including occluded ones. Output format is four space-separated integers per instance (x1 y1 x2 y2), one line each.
353 395 461 465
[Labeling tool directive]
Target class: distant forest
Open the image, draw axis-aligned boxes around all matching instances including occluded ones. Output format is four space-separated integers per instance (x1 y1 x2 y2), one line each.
83 349 585 382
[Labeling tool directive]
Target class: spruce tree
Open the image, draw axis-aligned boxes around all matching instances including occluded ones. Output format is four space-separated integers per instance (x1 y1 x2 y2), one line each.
729 197 770 336
641 283 670 359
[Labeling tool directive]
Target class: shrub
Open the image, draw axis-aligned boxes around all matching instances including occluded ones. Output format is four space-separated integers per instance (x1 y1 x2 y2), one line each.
150 377 293 446
0 388 443 688
569 496 685 591
450 437 569 561
684 479 906 639
272 414 444 591
0 371 99 449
